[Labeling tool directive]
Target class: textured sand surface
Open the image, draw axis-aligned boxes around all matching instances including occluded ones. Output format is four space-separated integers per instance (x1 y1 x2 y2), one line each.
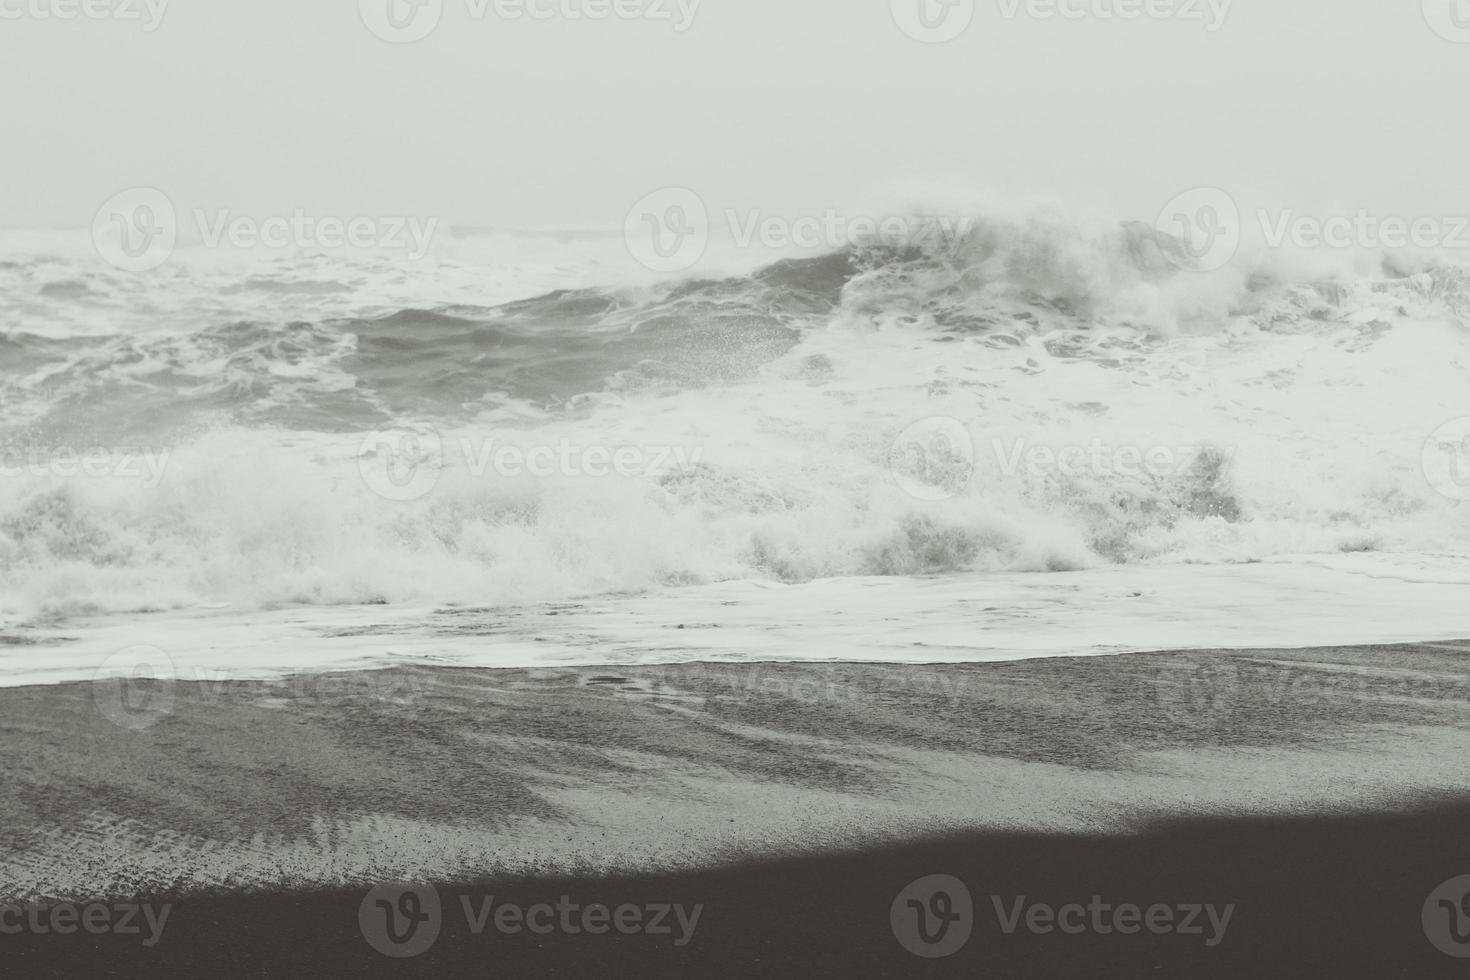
3 641 1470 903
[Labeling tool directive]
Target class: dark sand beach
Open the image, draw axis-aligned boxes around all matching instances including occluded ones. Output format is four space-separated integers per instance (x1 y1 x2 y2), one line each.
5 641 1470 977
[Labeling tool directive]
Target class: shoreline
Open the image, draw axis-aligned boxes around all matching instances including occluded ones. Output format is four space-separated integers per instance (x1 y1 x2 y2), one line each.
7 558 1470 689
6 641 1470 975
5 641 1470 905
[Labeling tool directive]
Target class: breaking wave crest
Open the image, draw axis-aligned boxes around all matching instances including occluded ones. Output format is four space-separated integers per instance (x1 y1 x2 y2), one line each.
2 200 1468 623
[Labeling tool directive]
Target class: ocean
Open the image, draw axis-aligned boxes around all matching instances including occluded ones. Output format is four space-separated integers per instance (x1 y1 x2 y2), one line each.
3 201 1470 684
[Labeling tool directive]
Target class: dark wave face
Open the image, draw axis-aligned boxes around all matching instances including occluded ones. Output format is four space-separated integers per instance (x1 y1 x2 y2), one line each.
1 250 861 445
0 224 1431 447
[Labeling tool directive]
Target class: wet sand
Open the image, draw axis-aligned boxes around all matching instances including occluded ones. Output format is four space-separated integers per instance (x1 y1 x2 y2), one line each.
5 640 1470 977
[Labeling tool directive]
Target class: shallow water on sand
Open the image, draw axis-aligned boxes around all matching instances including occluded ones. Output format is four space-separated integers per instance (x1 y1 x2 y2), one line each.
5 553 1470 689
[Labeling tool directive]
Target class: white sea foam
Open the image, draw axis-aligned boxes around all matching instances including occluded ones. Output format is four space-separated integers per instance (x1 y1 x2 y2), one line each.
6 557 1470 690
1 197 1467 660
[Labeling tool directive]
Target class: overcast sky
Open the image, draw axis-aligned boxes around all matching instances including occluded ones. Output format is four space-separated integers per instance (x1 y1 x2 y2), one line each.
3 0 1469 230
